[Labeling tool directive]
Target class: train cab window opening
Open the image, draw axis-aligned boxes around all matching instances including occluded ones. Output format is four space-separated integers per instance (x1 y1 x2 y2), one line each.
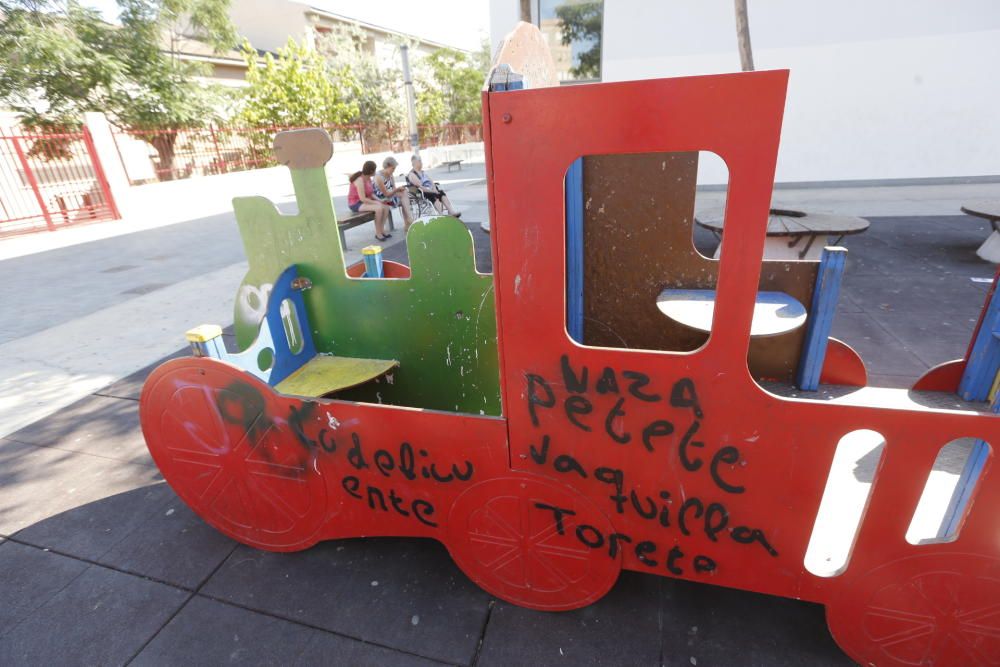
564 151 729 351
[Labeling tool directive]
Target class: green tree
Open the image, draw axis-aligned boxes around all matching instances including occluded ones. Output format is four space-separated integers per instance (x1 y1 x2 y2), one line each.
238 38 358 128
0 1 123 133
421 46 488 126
317 25 404 126
555 1 602 80
0 0 239 174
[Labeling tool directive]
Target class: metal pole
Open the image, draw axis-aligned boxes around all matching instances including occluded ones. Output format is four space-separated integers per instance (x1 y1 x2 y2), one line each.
400 44 420 156
734 0 755 72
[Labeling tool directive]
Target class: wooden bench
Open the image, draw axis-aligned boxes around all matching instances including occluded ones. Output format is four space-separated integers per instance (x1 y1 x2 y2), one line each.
336 209 394 250
443 160 464 172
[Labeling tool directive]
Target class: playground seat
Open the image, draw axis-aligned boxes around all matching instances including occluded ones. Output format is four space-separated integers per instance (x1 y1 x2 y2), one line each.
186 265 398 397
656 288 807 337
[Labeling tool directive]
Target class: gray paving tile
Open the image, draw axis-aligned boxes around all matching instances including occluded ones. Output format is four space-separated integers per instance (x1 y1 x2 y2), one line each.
202 538 490 665
866 374 919 389
0 541 88 635
0 564 188 666
131 595 318 666
99 488 237 590
14 482 171 563
659 578 853 667
830 311 928 378
133 595 445 666
93 347 188 400
477 572 661 667
843 270 985 317
296 628 451 666
871 312 978 369
0 439 161 539
6 393 152 466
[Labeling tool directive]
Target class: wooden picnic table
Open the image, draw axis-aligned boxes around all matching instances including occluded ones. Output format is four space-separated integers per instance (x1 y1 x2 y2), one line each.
960 200 1000 263
696 207 869 260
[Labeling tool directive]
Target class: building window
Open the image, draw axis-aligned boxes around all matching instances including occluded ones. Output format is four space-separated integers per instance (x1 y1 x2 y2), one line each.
537 0 603 83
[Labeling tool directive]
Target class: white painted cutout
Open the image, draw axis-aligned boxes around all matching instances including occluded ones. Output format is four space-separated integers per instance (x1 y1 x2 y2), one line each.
906 438 991 545
804 429 886 577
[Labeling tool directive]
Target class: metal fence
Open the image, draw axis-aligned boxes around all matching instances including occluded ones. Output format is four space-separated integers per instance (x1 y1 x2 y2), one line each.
0 127 119 236
111 122 484 185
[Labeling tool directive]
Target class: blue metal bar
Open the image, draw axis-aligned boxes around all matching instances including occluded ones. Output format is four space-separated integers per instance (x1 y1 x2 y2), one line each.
958 282 1000 401
939 402 996 539
566 157 585 343
937 278 1000 537
362 245 385 278
795 246 847 391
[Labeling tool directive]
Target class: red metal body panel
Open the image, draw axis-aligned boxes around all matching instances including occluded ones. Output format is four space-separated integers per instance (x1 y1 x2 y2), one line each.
140 71 1000 666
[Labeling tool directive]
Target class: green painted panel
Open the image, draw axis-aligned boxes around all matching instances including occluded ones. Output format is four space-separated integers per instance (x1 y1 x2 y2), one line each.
232 167 502 416
275 355 398 397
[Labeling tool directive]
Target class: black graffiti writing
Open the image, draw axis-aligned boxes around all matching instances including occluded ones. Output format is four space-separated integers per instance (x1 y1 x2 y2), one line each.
731 526 779 557
604 397 631 444
710 446 744 494
348 437 474 484
678 420 703 472
531 436 775 558
525 364 703 448
526 373 556 427
669 377 703 418
533 502 713 578
342 476 437 527
564 396 593 431
561 354 588 393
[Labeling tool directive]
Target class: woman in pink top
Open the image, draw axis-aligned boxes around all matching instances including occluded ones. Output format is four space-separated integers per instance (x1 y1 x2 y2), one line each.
348 160 392 241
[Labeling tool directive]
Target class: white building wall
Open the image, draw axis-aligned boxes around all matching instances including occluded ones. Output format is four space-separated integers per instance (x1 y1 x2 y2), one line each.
230 0 311 52
492 0 1000 184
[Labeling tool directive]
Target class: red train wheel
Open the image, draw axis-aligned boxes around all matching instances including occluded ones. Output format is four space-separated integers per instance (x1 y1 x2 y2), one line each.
142 361 329 552
446 476 620 611
826 554 1000 666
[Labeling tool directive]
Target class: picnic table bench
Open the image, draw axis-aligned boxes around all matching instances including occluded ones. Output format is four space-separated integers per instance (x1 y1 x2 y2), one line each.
443 160 464 172
336 208 394 250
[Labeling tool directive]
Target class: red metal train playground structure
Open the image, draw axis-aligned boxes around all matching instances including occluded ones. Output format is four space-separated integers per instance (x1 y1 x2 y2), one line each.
139 27 999 667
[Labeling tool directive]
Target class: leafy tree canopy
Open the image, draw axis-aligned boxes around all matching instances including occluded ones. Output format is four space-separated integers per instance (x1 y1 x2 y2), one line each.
317 24 405 127
0 0 237 131
420 43 489 125
238 37 358 128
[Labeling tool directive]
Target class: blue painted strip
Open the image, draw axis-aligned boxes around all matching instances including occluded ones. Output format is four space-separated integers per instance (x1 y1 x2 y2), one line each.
363 251 384 278
795 247 847 391
958 282 1000 401
940 401 996 538
264 265 317 386
506 80 524 90
566 157 585 343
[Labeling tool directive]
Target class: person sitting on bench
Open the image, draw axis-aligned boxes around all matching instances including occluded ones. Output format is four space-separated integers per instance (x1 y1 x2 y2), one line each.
348 160 393 241
407 155 462 218
373 156 414 232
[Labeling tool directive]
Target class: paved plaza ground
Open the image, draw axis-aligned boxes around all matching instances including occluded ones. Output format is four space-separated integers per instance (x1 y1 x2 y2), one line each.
0 164 998 665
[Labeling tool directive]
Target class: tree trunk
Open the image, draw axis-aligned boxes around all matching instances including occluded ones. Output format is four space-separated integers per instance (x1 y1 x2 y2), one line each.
520 0 532 23
150 132 178 182
734 0 755 72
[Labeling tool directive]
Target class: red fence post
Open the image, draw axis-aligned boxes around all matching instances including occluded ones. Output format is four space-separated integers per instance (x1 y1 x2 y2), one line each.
9 133 55 231
208 124 226 174
82 126 121 220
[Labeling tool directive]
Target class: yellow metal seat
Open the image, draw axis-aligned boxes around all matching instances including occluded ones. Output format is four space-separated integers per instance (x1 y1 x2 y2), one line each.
274 355 398 397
